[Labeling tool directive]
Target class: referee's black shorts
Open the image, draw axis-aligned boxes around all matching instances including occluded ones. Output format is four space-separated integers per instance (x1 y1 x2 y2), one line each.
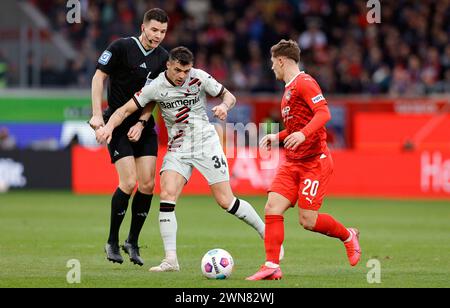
105 121 158 164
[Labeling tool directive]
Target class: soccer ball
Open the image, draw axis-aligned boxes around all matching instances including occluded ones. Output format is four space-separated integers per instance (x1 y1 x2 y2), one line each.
201 248 234 279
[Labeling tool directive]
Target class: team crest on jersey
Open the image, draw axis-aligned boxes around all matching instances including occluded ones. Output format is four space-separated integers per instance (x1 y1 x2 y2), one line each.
98 50 112 65
186 78 201 96
285 90 292 101
185 78 201 97
282 106 290 117
189 84 199 93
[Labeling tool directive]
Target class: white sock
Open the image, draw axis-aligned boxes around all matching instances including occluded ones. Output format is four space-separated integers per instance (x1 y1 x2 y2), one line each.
227 198 265 239
344 228 353 243
264 261 280 268
159 201 178 261
165 250 177 263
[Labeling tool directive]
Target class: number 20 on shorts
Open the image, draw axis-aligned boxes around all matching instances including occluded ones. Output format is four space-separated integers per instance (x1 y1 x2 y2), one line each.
302 179 320 197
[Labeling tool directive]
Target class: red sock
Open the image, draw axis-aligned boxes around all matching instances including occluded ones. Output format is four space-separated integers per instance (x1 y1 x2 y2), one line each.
265 215 284 264
313 213 350 242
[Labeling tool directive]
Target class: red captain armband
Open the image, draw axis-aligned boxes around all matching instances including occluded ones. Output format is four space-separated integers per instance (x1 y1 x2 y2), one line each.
277 130 289 142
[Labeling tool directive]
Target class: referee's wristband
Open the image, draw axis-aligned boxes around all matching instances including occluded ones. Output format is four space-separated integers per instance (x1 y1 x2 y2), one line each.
137 119 147 127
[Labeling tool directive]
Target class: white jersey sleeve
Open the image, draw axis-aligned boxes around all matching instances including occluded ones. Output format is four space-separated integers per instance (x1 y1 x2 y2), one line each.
196 69 225 98
133 80 160 108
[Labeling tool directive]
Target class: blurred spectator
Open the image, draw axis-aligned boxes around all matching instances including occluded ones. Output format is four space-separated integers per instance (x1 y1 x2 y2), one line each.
390 64 412 96
26 0 449 94
433 69 450 93
298 19 327 51
229 61 249 91
0 127 16 150
208 54 228 84
184 0 210 26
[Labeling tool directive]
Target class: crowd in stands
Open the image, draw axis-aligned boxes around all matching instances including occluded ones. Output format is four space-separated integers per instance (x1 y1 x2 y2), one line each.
28 0 450 95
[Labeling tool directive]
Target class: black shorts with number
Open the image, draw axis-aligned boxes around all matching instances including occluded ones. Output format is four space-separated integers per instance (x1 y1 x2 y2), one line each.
104 115 158 164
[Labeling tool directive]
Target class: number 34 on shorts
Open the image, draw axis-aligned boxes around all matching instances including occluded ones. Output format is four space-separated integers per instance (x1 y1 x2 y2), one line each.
205 154 229 185
212 155 227 170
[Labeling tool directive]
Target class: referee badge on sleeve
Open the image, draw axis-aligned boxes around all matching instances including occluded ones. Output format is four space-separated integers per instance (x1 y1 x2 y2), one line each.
98 51 112 65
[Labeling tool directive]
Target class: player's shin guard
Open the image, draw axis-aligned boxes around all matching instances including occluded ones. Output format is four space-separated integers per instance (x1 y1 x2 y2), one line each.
127 191 153 246
227 198 265 239
108 188 130 244
312 213 350 242
159 201 177 261
265 215 284 265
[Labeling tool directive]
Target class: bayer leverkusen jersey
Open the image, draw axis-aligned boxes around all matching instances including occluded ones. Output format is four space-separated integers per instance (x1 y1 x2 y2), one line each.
133 68 225 153
281 72 329 160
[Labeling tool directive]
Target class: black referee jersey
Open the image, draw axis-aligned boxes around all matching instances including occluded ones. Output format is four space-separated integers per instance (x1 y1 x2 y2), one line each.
96 36 169 129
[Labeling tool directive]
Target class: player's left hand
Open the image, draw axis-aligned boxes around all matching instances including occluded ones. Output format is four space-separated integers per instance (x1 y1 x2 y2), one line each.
284 131 306 151
127 123 144 142
212 103 228 121
96 126 113 144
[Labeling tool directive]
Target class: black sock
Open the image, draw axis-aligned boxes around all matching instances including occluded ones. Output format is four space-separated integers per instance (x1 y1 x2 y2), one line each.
107 188 131 245
127 191 153 245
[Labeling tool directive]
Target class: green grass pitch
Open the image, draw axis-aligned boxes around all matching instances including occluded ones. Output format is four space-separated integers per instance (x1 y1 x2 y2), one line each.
0 191 449 288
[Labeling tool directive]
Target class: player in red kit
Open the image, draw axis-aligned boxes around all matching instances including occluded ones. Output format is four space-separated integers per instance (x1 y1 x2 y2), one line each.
246 40 361 281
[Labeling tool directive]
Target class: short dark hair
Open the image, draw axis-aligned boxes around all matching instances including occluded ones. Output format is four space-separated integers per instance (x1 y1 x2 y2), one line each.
143 8 169 24
271 39 301 63
169 47 194 66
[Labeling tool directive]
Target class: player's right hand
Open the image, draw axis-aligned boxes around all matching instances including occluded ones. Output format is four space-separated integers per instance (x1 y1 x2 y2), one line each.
127 123 143 143
259 134 277 150
96 126 113 144
88 115 105 131
212 103 228 121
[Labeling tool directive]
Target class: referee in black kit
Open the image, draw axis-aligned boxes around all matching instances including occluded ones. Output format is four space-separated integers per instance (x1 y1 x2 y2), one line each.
89 8 169 266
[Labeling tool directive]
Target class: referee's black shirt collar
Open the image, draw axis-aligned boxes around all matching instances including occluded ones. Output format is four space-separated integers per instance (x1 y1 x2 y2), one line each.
132 36 154 56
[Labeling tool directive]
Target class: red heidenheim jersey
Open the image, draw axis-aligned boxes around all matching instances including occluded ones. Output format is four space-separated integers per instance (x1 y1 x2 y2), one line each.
281 72 329 160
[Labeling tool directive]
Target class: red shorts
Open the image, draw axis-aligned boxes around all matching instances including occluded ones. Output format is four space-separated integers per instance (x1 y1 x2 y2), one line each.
269 152 333 211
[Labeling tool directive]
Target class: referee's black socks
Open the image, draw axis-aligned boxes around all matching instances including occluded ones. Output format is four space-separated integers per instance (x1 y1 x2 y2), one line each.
127 190 153 246
108 188 131 245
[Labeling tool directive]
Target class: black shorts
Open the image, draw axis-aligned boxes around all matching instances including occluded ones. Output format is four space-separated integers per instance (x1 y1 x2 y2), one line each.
106 124 158 164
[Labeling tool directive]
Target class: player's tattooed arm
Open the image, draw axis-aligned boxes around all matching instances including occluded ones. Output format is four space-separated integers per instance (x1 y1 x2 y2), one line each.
220 89 236 110
110 100 139 128
139 103 156 122
212 89 236 121
96 99 139 144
